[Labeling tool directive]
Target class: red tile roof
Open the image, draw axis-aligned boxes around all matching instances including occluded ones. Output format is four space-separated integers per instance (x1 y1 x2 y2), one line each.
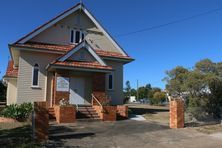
11 42 133 60
13 42 74 52
95 50 133 60
5 60 18 78
52 61 113 70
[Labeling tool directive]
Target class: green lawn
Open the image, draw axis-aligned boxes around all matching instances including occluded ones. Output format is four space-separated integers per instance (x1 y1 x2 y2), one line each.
0 122 40 148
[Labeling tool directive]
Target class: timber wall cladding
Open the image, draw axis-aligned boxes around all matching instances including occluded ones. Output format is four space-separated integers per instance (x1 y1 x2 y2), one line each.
170 99 184 128
33 101 49 141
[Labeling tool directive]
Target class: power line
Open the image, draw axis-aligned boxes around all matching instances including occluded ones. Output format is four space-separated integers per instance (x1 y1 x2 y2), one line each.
114 6 222 38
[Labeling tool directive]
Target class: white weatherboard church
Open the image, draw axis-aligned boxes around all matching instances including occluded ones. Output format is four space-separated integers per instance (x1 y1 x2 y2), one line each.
4 3 134 108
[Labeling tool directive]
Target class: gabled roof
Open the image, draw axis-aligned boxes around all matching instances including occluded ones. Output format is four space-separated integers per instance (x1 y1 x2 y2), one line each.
4 60 18 78
58 40 106 66
46 40 113 72
14 3 128 56
10 42 134 61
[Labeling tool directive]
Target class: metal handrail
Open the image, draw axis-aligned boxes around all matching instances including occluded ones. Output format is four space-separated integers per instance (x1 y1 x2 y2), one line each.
91 94 103 110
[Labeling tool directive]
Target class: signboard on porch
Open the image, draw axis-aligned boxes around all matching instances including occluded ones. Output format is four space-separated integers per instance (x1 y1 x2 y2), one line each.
56 77 69 92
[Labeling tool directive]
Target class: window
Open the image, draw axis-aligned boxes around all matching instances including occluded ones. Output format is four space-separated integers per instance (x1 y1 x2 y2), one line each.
107 73 114 90
70 30 85 44
32 64 39 87
71 30 74 43
75 31 80 43
81 33 85 41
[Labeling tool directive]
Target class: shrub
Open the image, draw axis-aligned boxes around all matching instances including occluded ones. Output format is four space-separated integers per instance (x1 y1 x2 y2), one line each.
0 103 33 120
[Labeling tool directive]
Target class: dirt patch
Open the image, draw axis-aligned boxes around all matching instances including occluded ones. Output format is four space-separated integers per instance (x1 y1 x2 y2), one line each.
128 104 169 125
194 124 222 134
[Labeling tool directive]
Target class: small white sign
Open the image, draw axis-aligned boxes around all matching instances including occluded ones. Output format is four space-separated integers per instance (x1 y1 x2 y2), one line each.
56 77 69 92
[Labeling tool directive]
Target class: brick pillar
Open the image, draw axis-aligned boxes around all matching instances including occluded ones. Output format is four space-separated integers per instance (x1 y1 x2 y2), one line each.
170 99 184 128
33 101 49 141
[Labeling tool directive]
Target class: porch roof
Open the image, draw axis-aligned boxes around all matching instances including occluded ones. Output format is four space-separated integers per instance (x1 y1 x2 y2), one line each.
47 61 113 73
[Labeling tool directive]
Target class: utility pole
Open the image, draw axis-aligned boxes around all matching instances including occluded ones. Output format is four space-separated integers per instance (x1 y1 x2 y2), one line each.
137 80 139 100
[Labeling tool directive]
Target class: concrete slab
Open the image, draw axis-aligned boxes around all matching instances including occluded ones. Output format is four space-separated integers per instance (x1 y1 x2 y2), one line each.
210 132 222 139
47 120 222 148
129 114 146 121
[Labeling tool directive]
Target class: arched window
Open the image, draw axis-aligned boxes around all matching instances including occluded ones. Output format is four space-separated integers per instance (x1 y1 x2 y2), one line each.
32 64 39 86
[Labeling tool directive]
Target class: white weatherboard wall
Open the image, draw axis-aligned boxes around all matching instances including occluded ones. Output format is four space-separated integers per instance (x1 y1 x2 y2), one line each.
30 11 121 53
16 50 59 104
105 60 124 105
6 79 17 105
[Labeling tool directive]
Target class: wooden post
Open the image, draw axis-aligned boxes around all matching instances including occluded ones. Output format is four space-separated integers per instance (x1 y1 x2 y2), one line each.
170 99 184 128
33 102 49 141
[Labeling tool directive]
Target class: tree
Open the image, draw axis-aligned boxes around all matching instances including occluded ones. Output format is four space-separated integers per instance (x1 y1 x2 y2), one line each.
163 66 189 96
124 81 131 98
131 89 137 97
164 59 222 118
150 92 166 105
0 80 6 102
138 83 152 99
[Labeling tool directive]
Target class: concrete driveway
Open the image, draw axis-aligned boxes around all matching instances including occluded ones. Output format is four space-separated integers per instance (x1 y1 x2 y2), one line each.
47 120 222 148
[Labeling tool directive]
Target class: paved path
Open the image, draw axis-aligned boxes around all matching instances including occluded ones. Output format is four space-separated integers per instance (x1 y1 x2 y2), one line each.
47 120 222 148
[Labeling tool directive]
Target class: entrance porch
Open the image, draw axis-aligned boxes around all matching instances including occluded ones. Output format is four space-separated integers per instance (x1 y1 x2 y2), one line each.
49 69 110 107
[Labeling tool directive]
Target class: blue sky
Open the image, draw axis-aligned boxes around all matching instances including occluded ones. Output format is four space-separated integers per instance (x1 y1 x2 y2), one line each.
1 0 222 89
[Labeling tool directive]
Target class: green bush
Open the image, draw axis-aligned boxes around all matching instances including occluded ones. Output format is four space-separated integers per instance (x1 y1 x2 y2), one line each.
0 103 33 120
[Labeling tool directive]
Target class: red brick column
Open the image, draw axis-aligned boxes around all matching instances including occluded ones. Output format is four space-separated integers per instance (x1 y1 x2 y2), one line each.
33 102 49 141
117 105 128 119
170 99 184 128
54 105 76 124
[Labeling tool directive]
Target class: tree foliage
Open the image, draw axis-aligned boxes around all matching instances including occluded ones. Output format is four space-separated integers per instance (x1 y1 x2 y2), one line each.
164 59 222 118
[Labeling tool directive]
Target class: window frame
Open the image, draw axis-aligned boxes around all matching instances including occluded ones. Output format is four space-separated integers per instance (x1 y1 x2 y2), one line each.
31 63 40 88
107 72 114 91
70 29 85 44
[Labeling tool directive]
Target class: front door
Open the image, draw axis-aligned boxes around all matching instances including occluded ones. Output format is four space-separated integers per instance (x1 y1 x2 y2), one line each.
69 77 85 105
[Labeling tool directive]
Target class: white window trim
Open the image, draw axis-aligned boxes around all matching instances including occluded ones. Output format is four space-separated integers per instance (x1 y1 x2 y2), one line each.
70 29 85 44
107 72 114 91
31 64 40 88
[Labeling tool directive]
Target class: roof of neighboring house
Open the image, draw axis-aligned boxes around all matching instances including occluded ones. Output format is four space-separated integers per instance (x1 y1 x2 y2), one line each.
11 42 133 60
51 61 113 71
5 60 18 78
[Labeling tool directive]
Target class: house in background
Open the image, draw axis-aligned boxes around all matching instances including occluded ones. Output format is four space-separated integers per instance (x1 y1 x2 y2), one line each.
3 3 133 108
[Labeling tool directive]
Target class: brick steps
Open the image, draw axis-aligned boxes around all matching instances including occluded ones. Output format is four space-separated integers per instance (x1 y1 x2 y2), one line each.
77 106 100 120
48 105 101 121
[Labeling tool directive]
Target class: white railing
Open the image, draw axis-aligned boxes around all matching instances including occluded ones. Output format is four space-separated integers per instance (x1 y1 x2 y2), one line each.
91 94 103 110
